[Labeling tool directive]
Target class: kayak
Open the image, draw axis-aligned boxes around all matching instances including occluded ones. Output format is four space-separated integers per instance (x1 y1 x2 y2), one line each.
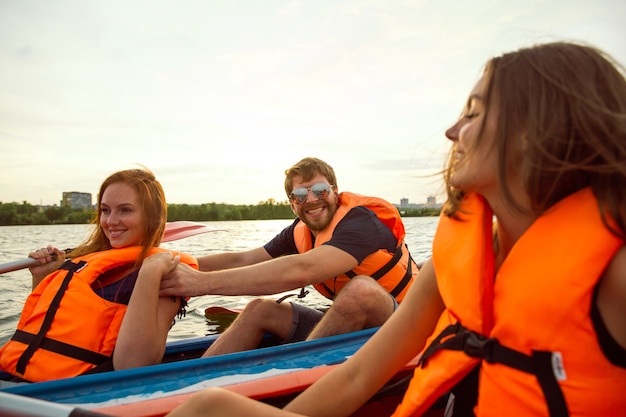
0 299 452 417
0 326 444 417
0 361 443 417
0 366 443 417
0 326 430 416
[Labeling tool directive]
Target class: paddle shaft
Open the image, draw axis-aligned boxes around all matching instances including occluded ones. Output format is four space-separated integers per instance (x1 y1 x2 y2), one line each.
0 257 53 274
0 391 113 417
0 221 218 275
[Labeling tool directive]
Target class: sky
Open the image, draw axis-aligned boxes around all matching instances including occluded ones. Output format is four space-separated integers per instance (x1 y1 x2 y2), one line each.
1 1 625 207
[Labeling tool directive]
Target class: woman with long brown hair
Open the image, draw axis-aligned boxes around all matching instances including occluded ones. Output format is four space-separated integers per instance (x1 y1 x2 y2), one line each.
165 41 626 417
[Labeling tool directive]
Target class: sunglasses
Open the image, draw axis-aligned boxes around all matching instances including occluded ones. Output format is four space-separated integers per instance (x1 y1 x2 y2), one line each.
289 183 334 204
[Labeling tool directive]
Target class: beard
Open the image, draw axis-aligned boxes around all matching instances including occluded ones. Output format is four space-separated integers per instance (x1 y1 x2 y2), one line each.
299 199 338 232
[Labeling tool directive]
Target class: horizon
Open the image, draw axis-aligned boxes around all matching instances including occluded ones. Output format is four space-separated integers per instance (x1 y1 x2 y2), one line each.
3 191 440 208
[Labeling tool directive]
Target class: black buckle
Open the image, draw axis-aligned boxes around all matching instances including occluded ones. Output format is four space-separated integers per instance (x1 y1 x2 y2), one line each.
463 330 496 362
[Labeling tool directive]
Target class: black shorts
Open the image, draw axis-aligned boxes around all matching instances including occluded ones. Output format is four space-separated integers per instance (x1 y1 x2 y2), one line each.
281 294 398 344
281 302 325 344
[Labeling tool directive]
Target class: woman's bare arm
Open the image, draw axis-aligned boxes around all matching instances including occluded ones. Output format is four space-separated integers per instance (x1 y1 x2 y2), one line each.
114 252 181 370
165 259 444 417
284 258 444 417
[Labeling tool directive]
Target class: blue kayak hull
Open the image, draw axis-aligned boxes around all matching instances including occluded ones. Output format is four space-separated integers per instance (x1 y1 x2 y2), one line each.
1 328 378 409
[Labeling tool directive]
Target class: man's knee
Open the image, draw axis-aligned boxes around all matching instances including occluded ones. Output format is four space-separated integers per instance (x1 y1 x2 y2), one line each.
240 298 282 317
236 298 294 335
331 275 395 318
337 275 388 301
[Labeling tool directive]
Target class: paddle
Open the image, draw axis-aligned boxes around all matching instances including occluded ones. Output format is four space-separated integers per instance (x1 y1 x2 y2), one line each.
0 221 220 275
160 220 221 243
205 306 242 334
0 391 113 417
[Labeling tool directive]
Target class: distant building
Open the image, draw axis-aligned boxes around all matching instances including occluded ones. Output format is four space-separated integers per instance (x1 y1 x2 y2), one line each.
395 195 441 210
62 192 92 209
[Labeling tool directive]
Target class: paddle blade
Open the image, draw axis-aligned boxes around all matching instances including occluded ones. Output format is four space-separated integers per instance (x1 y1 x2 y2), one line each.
162 221 221 242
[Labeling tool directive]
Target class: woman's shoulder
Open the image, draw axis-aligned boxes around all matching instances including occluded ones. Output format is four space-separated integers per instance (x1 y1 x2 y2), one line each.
604 245 626 292
597 245 626 351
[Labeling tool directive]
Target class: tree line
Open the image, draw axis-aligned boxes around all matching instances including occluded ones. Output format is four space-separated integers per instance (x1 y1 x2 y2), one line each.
0 199 440 226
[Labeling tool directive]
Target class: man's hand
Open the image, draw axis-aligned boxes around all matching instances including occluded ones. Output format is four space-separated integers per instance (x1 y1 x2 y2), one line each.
159 262 205 297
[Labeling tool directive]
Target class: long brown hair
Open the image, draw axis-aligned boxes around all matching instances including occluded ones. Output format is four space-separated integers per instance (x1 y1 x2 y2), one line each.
443 42 626 238
69 168 167 267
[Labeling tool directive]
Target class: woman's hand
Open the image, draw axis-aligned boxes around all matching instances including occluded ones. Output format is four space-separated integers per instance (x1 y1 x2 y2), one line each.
143 252 181 277
29 246 66 289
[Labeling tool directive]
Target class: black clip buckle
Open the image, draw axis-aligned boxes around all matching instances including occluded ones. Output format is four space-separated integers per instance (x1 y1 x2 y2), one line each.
463 330 496 362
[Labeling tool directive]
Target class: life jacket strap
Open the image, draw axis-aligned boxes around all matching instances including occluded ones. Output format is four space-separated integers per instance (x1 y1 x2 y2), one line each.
344 242 415 300
15 260 87 375
419 323 569 417
12 330 110 367
389 254 414 299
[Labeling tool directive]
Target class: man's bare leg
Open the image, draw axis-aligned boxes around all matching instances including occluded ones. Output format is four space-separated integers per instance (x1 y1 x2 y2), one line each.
202 299 294 357
307 276 395 340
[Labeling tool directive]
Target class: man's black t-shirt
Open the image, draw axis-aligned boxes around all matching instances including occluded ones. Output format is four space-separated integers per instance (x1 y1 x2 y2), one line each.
263 206 397 263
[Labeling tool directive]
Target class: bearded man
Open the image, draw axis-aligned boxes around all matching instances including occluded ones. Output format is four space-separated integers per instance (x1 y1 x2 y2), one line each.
160 157 418 356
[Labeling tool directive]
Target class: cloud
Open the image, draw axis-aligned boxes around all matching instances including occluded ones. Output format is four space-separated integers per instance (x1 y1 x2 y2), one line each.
0 0 624 207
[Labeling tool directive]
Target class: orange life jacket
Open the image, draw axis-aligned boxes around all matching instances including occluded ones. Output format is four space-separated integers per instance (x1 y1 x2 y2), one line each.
0 246 198 382
392 187 626 417
293 192 417 302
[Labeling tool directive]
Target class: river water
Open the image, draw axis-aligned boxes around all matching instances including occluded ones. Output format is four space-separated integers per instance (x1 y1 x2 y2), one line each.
0 217 438 346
